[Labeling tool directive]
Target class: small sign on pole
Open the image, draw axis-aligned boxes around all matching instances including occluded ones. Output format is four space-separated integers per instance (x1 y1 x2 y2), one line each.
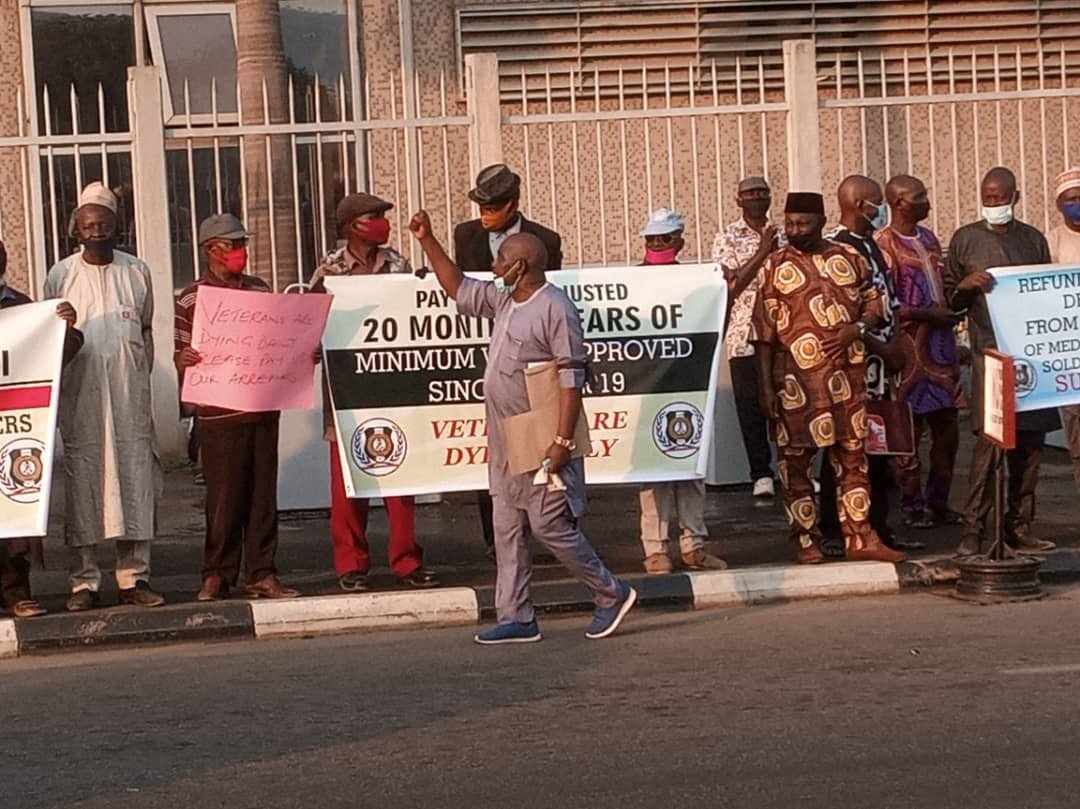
983 349 1016 450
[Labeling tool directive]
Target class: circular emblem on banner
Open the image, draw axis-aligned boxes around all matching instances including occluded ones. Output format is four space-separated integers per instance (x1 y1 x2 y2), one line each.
0 437 47 504
350 418 407 477
1015 358 1038 399
652 402 705 459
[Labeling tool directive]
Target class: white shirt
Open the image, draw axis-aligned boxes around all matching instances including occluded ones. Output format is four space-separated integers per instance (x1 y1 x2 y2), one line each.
489 216 523 259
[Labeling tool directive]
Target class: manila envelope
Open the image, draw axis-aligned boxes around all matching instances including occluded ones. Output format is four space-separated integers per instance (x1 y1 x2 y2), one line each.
502 361 592 475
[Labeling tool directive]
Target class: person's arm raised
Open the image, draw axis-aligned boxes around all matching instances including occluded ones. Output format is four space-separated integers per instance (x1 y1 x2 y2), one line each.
409 210 464 299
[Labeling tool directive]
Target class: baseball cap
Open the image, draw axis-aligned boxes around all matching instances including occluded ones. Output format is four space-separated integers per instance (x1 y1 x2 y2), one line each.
197 213 250 245
640 208 685 236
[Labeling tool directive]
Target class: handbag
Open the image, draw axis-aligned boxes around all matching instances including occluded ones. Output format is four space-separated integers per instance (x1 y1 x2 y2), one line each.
865 398 915 456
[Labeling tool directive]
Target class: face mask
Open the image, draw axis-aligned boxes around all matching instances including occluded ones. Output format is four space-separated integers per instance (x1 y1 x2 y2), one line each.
223 246 248 274
904 200 931 223
493 262 523 294
1062 202 1080 225
787 233 818 253
644 246 679 265
480 207 516 233
741 199 770 219
81 237 116 261
865 202 888 230
981 202 1014 227
353 218 391 245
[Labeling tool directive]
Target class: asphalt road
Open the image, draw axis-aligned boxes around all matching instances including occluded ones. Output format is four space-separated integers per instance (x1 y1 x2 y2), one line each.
3 589 1080 809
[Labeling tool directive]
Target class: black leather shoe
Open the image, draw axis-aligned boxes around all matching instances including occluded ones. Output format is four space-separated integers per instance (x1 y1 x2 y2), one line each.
398 567 440 588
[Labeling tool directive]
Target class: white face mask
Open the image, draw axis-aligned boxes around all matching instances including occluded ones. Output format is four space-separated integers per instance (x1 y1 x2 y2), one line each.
865 201 888 230
493 268 520 295
981 201 1015 226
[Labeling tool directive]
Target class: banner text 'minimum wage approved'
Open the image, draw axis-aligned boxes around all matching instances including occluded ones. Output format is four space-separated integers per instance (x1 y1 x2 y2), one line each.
322 265 727 499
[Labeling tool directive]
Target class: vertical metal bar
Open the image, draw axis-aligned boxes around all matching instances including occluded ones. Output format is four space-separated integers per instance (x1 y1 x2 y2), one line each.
313 73 329 260
237 80 249 224
520 66 533 220
619 68 631 264
857 51 868 175
262 78 280 290
594 67 608 265
1015 47 1027 222
287 74 305 284
43 85 61 265
70 84 83 193
440 69 453 249
926 51 940 235
712 61 725 230
664 62 675 206
184 80 200 283
758 56 770 188
642 65 654 214
413 68 427 251
836 55 846 185
211 78 223 212
972 51 982 212
994 48 1004 167
365 72 375 194
1062 45 1071 167
949 49 961 233
546 68 558 236
903 51 913 173
389 73 404 254
880 51 891 182
569 68 583 267
346 0 366 190
735 57 746 180
1038 48 1050 234
691 62 703 262
97 84 110 187
339 75 352 196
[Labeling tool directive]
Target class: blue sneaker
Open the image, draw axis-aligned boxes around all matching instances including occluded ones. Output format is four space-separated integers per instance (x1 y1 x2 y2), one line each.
474 620 543 645
585 581 637 639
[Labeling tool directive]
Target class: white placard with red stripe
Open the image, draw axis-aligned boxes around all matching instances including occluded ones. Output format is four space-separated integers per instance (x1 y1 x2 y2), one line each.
0 301 66 538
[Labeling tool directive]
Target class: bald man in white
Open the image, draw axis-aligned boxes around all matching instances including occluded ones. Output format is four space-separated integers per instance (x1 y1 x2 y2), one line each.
44 182 165 611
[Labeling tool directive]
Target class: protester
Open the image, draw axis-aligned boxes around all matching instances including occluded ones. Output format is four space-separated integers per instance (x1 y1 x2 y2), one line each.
712 177 779 499
44 182 165 611
945 167 1058 556
453 164 563 555
637 209 727 574
0 240 82 617
409 210 636 644
820 175 913 553
875 175 963 528
311 193 440 592
1048 167 1080 491
174 214 299 601
751 191 905 565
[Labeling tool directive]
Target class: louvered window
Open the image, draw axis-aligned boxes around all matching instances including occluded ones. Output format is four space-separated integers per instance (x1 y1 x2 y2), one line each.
457 0 1080 99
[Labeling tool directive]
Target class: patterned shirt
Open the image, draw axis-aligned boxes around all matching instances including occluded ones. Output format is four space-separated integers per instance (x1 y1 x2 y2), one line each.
751 243 883 449
713 218 785 359
874 225 961 415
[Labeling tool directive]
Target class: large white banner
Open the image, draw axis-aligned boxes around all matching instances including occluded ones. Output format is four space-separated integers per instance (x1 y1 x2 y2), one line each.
987 263 1080 412
0 301 65 538
323 265 726 498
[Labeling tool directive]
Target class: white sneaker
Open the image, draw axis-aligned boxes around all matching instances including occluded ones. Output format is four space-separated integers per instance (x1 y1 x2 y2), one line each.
753 477 775 498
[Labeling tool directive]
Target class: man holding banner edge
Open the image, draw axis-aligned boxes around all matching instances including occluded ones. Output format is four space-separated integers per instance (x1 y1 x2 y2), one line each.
408 209 636 645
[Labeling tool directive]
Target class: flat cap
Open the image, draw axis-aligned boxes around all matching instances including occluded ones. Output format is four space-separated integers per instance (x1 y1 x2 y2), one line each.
468 164 521 205
198 213 250 245
640 207 685 236
737 176 770 194
335 193 394 228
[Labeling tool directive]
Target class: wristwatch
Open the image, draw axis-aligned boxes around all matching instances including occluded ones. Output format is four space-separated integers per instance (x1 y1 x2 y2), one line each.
553 435 577 451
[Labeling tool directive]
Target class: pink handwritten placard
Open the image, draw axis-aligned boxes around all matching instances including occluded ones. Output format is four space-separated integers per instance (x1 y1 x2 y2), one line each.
181 285 331 411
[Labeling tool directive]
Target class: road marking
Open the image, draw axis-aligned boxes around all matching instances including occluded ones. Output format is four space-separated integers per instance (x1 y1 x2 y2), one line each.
1000 664 1080 675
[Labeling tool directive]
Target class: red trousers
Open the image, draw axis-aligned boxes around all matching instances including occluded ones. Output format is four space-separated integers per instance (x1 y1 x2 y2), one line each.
328 444 423 577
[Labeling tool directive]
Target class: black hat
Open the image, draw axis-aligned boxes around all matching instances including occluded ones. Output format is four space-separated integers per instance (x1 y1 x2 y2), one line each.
468 164 521 205
784 192 825 215
335 193 394 229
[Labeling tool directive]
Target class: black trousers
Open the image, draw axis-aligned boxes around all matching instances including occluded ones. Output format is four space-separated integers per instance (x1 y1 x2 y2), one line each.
199 415 281 585
0 541 32 607
729 356 773 480
819 453 894 541
962 430 1045 545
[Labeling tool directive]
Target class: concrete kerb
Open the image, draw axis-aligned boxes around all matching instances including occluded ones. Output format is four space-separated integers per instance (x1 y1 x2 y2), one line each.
687 561 901 608
0 619 17 659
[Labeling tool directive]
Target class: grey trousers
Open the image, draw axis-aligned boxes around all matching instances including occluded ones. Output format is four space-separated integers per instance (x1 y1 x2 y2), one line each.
70 540 151 593
1061 405 1080 490
639 479 707 556
492 485 620 625
961 431 1044 545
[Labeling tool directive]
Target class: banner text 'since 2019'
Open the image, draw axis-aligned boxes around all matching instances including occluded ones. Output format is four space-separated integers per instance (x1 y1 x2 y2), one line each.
323 265 727 499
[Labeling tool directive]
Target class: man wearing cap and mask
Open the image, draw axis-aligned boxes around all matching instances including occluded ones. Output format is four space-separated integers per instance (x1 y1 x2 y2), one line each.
44 182 165 611
713 176 783 500
636 208 727 574
174 214 299 601
311 193 440 592
453 164 563 554
945 166 1058 557
751 191 904 565
1050 167 1080 491
0 240 82 618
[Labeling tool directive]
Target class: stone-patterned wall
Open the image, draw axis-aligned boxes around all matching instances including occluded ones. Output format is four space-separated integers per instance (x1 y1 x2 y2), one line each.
0 0 30 292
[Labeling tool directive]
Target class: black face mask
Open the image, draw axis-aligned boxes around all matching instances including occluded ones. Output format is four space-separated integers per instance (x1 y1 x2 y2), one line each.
903 200 931 223
81 237 117 260
787 233 819 253
741 199 770 219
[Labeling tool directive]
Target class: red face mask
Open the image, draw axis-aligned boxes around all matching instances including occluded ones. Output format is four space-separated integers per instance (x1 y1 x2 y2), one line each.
353 218 391 245
644 246 679 265
223 246 248 274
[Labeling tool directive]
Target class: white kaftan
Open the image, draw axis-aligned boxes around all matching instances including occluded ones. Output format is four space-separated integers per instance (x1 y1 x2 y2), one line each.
44 250 161 546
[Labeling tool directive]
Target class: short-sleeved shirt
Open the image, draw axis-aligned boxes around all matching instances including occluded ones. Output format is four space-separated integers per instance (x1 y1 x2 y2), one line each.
175 272 274 423
712 218 785 359
456 277 588 512
874 225 961 415
751 243 883 449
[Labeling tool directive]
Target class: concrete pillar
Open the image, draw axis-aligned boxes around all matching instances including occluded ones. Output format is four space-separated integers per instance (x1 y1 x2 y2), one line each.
465 53 503 179
0 0 32 293
127 65 184 457
783 39 822 193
